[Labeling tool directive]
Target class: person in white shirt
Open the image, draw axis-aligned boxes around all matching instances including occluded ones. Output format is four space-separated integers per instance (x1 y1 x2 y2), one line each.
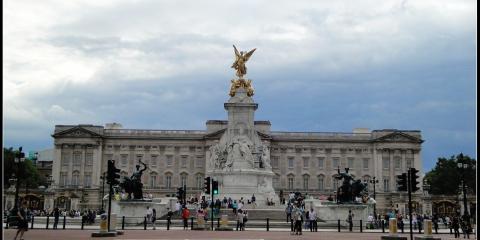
237 201 243 211
309 208 317 232
146 206 153 229
175 201 181 216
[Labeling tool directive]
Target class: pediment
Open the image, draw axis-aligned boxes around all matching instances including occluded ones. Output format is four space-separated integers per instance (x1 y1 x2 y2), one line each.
373 132 423 143
52 126 103 138
204 129 226 139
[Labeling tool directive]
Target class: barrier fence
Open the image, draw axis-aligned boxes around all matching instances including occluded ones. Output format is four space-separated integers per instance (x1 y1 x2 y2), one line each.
2 216 472 235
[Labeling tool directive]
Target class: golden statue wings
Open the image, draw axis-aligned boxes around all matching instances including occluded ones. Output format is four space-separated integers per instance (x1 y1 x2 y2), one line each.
231 45 256 78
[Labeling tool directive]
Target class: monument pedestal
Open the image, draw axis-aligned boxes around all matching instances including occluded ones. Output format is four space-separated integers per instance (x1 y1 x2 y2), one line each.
111 198 176 224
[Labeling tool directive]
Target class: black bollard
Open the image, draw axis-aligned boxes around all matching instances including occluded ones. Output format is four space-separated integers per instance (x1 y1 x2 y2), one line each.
31 216 34 229
6 216 9 229
63 216 66 229
291 219 294 232
236 220 239 231
167 218 170 230
267 218 270 231
191 217 194 230
46 215 50 229
315 219 318 232
360 220 362 232
338 219 341 232
122 216 125 230
144 217 147 230
381 220 385 233
217 218 220 228
80 217 84 230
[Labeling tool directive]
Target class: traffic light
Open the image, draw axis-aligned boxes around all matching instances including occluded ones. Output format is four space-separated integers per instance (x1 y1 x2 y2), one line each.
409 168 420 192
107 160 121 185
204 177 211 194
212 180 219 195
176 187 184 200
396 173 408 191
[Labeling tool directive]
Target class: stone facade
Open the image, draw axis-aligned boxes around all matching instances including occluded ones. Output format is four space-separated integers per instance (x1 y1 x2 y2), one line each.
51 122 424 215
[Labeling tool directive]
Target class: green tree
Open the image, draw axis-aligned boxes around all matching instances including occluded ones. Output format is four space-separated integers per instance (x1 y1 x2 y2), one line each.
424 154 476 195
3 147 46 189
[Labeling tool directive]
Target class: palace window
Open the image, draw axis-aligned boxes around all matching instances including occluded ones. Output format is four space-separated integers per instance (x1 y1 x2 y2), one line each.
317 175 324 191
180 173 188 187
272 156 279 168
84 173 92 188
196 156 204 168
348 157 354 169
62 154 70 166
72 171 80 187
150 173 157 188
383 178 390 192
85 153 93 166
73 152 82 166
165 174 172 189
333 176 339 190
394 156 401 170
273 177 280 188
287 175 294 190
166 155 173 167
151 155 158 167
196 174 203 189
363 158 369 169
333 158 340 169
383 156 390 169
303 175 309 190
317 157 324 169
181 155 188 168
60 173 68 187
288 157 294 169
406 158 413 169
121 154 128 167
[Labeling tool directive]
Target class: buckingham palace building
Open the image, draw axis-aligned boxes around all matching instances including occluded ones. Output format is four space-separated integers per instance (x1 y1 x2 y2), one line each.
50 117 425 215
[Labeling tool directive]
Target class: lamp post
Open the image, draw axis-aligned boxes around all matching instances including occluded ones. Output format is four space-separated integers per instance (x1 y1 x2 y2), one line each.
13 147 26 210
457 153 475 232
369 176 379 219
422 179 431 215
100 172 106 212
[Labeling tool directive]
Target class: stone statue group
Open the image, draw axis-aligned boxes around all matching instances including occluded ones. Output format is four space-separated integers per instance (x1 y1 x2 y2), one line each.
208 135 271 171
335 167 369 203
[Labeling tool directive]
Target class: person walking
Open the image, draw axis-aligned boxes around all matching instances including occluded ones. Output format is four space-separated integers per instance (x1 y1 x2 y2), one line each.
452 215 460 238
14 202 29 240
53 207 60 229
181 206 190 230
175 201 181 216
151 208 156 230
285 203 292 223
347 210 354 232
166 208 173 228
294 205 303 235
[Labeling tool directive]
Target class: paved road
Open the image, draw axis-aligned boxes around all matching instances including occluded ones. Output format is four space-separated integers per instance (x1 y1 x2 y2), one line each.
3 229 476 240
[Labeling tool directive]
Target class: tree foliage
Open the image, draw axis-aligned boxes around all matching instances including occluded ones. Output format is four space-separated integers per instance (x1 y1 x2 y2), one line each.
424 154 476 195
3 147 46 189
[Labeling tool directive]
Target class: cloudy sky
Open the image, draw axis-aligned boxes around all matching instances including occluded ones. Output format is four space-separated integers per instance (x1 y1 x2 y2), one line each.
4 0 476 172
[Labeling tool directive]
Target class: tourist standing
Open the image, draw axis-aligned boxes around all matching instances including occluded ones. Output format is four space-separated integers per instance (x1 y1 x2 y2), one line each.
145 206 153 229
293 205 303 235
182 206 190 230
452 215 460 238
236 209 244 231
175 201 181 216
347 210 353 232
53 207 60 229
309 208 317 232
166 208 173 228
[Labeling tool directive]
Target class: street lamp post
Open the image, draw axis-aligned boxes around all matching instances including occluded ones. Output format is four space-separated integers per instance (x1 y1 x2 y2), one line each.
369 176 379 219
13 147 26 210
457 153 475 233
100 172 106 212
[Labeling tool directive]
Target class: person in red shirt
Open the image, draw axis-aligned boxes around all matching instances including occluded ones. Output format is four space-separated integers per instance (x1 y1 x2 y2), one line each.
182 206 190 230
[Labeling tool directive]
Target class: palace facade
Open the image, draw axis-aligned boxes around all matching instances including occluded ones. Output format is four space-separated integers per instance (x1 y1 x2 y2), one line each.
48 120 426 215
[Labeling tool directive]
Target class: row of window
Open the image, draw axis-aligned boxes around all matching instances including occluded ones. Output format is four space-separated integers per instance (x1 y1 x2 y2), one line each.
275 157 371 169
62 152 94 166
113 154 205 168
59 172 91 188
382 157 414 169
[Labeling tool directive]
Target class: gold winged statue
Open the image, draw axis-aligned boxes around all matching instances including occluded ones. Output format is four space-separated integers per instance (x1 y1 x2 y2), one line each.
231 45 256 79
